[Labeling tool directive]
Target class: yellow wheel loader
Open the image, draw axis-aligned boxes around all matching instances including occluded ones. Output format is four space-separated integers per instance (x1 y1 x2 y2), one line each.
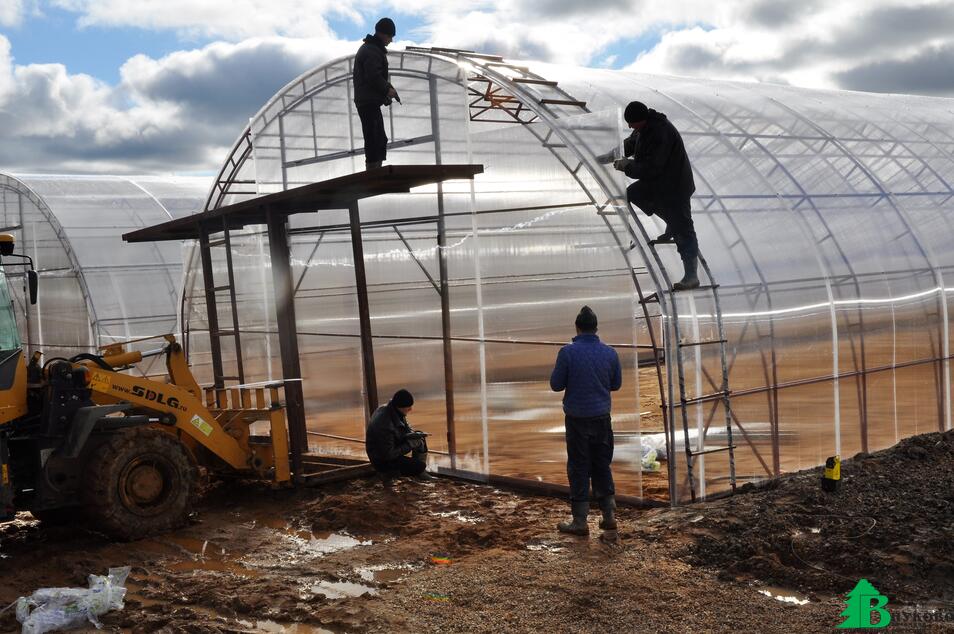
0 234 291 539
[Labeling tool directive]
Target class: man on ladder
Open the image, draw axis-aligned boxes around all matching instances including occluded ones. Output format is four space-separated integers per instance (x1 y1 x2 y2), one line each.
602 101 699 290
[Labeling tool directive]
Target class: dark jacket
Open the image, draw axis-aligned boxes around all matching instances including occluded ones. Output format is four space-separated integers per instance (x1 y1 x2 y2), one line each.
623 109 695 205
365 402 413 466
550 333 622 418
353 34 391 108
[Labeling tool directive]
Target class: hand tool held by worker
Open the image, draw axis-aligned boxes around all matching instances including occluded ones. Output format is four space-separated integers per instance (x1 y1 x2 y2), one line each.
595 148 618 164
613 157 634 171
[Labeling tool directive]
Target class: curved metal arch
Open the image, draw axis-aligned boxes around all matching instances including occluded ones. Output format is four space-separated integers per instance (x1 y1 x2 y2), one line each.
196 47 675 351
603 86 785 475
616 80 845 487
681 93 878 452
767 96 952 433
541 80 781 486
0 173 100 350
192 49 685 499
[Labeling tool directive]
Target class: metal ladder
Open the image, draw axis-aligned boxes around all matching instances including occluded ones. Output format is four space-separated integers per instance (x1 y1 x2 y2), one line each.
638 238 737 502
408 45 737 502
198 216 246 391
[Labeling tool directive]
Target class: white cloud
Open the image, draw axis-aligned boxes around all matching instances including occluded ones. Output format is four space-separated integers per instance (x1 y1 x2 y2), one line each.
0 34 353 172
51 0 358 39
0 36 13 101
0 0 27 27
1 0 953 174
627 0 954 95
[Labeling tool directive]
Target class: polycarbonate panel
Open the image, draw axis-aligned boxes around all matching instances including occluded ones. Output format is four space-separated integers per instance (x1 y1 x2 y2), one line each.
0 173 208 359
186 51 954 504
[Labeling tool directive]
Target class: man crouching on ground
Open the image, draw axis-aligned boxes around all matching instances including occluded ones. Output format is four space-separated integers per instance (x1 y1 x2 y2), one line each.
365 389 434 481
550 306 622 536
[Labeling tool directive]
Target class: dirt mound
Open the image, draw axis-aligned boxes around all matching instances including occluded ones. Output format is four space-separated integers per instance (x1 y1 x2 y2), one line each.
304 479 422 536
301 478 558 557
657 430 954 602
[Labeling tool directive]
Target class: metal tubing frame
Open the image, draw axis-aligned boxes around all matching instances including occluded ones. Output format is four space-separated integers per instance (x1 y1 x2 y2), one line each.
192 47 954 504
348 202 379 414
265 209 309 479
429 75 459 468
198 223 226 389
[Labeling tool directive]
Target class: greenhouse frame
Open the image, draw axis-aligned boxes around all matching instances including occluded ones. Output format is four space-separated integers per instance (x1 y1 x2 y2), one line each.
0 173 207 376
166 47 954 505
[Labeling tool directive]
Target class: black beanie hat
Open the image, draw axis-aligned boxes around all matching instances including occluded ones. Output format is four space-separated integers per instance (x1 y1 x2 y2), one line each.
624 101 649 123
392 388 414 408
375 17 396 37
575 306 598 332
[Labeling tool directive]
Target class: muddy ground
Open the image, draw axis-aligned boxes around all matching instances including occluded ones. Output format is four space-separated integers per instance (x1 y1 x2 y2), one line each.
1 432 953 633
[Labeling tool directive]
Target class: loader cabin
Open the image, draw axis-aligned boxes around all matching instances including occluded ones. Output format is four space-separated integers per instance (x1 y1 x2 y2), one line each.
0 233 33 426
123 164 484 483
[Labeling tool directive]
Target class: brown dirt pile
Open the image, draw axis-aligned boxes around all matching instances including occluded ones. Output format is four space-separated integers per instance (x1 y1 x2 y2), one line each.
647 429 954 603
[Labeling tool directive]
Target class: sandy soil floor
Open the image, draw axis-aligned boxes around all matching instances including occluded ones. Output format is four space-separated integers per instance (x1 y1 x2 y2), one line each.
1 432 952 633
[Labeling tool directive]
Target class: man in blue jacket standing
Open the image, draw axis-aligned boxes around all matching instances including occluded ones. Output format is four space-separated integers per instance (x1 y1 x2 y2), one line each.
550 306 622 536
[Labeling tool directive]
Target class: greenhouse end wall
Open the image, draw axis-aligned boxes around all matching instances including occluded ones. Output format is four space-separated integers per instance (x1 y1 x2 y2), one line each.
182 50 954 503
0 173 208 371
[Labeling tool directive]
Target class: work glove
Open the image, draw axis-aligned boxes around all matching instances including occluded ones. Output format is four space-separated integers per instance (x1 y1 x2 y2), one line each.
595 149 618 165
613 157 634 172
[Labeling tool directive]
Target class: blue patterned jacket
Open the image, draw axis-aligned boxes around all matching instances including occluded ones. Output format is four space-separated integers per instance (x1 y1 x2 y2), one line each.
549 333 622 418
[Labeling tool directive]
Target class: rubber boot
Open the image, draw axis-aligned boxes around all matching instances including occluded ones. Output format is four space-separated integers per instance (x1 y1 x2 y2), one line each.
557 502 590 536
649 231 674 246
672 255 700 291
598 496 617 531
366 160 383 170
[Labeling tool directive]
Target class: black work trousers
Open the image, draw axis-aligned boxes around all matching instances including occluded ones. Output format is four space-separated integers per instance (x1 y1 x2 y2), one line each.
356 104 388 164
373 451 426 477
565 414 615 514
627 180 698 260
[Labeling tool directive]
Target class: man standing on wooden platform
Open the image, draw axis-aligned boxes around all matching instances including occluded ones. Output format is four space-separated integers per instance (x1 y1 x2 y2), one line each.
353 17 399 170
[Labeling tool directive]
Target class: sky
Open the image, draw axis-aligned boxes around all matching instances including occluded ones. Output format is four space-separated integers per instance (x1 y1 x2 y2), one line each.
0 0 953 174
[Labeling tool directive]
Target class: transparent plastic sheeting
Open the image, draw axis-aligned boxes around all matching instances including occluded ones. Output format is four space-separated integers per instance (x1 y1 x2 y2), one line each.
182 51 954 503
0 173 209 367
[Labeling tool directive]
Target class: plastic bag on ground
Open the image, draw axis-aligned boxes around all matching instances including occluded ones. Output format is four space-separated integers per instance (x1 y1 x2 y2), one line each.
640 443 661 472
15 566 130 634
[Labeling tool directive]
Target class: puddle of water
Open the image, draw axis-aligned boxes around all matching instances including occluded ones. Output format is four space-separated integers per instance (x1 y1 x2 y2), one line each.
125 592 165 608
757 586 811 605
356 564 415 584
285 532 370 557
165 536 209 554
308 580 377 599
125 582 165 608
168 558 263 578
526 543 565 553
433 510 481 524
149 535 261 578
240 619 336 633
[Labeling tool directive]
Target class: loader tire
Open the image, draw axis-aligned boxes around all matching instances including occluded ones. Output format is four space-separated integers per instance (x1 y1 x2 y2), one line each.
84 427 197 540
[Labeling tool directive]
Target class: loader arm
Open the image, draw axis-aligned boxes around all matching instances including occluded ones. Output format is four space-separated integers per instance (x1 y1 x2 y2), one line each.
88 368 250 470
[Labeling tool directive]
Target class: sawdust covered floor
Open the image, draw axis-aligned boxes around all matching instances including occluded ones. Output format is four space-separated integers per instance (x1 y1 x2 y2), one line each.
1 433 953 633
